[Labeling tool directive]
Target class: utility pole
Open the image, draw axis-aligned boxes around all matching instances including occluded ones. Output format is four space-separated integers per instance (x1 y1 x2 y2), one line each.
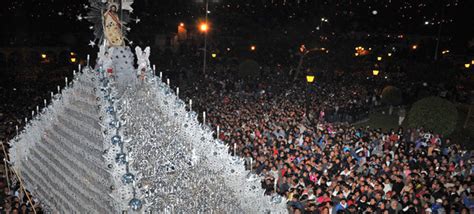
203 0 209 74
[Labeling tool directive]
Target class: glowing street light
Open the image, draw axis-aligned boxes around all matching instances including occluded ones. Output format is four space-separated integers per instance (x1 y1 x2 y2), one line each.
471 60 474 65
211 53 217 58
373 70 380 76
199 22 209 32
465 64 471 69
306 75 315 83
377 56 382 61
412 45 418 50
250 45 256 51
387 53 392 57
41 53 47 59
70 57 77 63
180 22 185 27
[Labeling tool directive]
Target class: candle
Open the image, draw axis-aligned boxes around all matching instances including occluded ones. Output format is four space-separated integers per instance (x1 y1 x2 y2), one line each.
250 158 253 171
78 64 81 72
57 85 60 94
203 111 206 125
159 72 162 79
217 125 220 138
167 78 170 86
24 117 27 124
189 99 192 111
36 106 39 114
65 77 68 87
73 69 76 76
234 143 236 156
16 126 18 136
31 111 34 118
50 92 54 98
87 54 90 66
153 64 156 72
44 99 47 107
176 87 179 97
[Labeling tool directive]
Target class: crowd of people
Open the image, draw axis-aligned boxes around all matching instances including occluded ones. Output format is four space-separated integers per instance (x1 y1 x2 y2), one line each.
174 47 473 213
187 78 473 213
0 39 472 213
0 164 41 214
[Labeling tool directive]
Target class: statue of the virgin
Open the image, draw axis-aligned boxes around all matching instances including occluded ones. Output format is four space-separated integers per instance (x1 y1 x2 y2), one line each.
103 3 124 46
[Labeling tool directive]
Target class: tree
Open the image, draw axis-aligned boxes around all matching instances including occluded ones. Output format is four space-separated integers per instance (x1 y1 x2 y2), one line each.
381 86 402 115
407 96 458 136
238 59 260 80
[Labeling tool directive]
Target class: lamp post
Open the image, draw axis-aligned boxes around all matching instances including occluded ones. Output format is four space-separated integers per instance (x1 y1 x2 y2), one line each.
201 0 210 74
305 73 315 121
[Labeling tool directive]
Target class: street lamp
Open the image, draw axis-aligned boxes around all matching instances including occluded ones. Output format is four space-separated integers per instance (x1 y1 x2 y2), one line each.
199 22 208 32
377 56 382 61
372 70 380 76
305 72 315 121
199 21 210 74
197 0 213 74
465 64 471 69
250 45 256 51
306 75 315 83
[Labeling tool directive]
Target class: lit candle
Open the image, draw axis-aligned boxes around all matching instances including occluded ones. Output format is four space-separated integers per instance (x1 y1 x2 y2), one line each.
250 158 253 171
31 111 34 118
73 69 76 76
167 78 170 85
234 143 236 156
153 64 156 72
216 125 220 138
176 87 179 97
44 99 47 107
203 111 206 125
189 99 192 111
50 92 54 98
24 117 27 124
78 64 81 72
87 54 90 66
159 72 162 79
65 77 68 87
36 106 39 114
57 85 60 94
16 126 18 136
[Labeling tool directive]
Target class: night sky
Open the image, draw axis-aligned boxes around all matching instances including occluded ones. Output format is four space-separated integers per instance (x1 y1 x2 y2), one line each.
0 0 473 52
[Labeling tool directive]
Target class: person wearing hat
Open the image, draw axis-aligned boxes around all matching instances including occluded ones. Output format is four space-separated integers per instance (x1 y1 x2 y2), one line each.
431 198 445 213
